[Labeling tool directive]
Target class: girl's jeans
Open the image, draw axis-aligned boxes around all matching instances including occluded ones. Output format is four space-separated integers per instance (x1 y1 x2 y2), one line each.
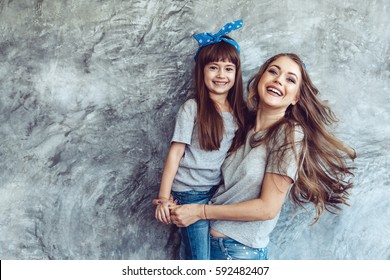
210 236 268 260
172 186 217 260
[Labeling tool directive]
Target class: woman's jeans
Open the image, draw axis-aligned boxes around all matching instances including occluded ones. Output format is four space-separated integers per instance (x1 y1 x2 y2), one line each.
210 236 268 260
172 186 217 260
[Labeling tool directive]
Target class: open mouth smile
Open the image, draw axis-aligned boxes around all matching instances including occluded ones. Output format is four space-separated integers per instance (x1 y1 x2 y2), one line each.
267 86 283 96
213 81 229 86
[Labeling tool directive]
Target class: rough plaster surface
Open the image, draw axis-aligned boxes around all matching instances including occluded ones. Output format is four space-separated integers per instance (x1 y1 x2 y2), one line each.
0 0 389 259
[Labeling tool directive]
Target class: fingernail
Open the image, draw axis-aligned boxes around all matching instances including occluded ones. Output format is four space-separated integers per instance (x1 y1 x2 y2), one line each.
157 200 162 204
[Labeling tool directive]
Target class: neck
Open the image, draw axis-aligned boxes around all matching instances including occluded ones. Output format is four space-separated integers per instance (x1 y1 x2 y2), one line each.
209 93 231 112
254 106 285 132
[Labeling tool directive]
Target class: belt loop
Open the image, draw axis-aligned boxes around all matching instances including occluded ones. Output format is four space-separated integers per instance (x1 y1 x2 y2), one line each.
218 238 233 260
218 238 224 251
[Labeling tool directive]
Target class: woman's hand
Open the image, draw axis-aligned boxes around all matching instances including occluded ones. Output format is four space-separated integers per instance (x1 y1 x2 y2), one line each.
169 204 204 227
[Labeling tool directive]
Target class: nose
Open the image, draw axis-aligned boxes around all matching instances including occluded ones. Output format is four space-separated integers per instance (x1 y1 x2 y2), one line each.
217 69 226 78
274 75 283 86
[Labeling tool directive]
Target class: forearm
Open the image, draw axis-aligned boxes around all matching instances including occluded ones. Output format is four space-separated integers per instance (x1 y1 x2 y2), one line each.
205 199 278 221
158 159 179 199
171 199 277 228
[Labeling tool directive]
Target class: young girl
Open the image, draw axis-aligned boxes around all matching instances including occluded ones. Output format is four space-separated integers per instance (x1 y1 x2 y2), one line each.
169 53 356 260
154 20 247 260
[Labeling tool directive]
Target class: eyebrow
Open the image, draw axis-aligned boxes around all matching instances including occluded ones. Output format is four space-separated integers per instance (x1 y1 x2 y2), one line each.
209 62 236 67
270 64 298 79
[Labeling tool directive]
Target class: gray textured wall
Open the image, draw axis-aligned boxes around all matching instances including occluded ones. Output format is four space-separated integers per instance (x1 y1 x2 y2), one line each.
0 0 389 260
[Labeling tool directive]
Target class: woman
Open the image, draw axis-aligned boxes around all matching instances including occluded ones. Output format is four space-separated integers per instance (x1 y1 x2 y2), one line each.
166 53 356 260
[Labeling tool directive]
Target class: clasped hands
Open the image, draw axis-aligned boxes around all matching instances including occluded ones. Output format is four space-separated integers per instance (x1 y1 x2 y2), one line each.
152 197 204 227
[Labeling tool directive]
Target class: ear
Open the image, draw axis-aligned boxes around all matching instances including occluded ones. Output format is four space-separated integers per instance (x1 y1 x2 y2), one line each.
291 91 300 106
290 95 299 106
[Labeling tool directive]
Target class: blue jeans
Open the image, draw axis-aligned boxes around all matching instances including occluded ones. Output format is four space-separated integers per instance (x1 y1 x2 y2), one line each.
210 236 269 260
172 186 218 260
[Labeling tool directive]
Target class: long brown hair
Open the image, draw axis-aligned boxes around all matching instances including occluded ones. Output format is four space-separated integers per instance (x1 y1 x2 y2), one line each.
246 53 356 223
194 37 247 151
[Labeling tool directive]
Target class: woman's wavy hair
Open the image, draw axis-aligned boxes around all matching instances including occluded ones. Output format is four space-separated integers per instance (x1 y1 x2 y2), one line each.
194 36 247 151
246 53 356 223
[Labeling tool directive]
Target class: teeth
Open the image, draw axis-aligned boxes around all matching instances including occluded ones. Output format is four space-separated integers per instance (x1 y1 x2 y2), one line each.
268 87 282 96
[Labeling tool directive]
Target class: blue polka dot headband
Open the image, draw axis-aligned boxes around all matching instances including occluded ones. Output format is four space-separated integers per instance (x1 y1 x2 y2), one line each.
193 20 243 61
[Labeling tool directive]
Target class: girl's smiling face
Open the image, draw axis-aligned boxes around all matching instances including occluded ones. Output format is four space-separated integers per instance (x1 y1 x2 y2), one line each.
204 60 236 97
257 56 301 110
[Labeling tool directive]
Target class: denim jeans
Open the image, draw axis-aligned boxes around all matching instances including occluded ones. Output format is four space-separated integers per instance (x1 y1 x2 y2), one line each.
210 236 268 260
172 186 218 260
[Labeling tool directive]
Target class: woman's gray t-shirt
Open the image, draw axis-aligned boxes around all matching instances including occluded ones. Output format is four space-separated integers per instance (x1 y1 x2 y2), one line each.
171 99 237 192
210 126 304 248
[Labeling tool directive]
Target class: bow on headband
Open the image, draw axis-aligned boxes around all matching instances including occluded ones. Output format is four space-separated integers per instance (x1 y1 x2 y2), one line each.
193 20 243 60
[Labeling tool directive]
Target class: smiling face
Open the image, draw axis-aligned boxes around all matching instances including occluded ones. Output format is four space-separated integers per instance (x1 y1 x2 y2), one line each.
204 60 236 97
257 56 301 111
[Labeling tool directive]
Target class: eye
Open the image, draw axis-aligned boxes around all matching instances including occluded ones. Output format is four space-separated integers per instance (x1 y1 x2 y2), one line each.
287 77 296 84
226 67 235 72
268 69 277 75
209 65 218 70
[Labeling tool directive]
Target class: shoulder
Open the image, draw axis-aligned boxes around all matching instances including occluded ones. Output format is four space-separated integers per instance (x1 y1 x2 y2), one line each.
182 98 197 109
293 124 304 142
272 123 304 146
180 98 197 113
176 98 197 121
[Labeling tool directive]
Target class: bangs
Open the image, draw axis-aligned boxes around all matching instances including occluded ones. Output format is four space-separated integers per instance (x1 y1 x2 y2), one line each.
198 41 240 66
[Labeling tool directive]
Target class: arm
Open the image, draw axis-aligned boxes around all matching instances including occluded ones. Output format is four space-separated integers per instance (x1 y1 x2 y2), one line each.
170 172 292 227
154 142 186 224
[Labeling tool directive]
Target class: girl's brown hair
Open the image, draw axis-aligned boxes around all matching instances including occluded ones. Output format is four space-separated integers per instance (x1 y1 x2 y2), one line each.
246 53 356 223
194 37 247 151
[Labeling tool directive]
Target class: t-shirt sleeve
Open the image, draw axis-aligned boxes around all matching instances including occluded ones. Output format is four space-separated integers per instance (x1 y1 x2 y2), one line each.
265 126 304 182
171 99 196 145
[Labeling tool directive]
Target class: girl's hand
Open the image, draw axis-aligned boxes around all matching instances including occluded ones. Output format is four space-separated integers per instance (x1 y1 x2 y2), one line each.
153 197 176 225
169 204 204 227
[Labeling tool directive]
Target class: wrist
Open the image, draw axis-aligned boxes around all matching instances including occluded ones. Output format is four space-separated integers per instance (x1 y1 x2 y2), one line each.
155 197 170 205
201 204 208 220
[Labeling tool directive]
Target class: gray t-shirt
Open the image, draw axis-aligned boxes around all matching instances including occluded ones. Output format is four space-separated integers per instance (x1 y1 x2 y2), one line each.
171 99 237 192
210 126 304 248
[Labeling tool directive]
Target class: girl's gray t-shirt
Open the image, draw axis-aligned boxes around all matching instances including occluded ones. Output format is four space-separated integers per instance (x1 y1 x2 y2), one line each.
210 126 304 248
171 99 237 192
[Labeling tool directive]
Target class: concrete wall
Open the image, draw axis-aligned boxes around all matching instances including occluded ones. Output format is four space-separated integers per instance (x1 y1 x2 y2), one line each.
0 0 389 259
